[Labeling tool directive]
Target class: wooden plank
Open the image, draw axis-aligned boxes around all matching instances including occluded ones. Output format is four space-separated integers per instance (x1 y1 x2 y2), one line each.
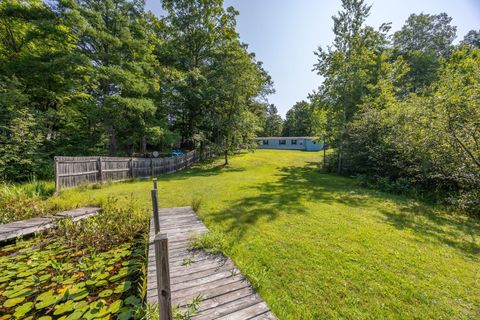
146 206 276 319
213 301 272 320
191 294 264 320
58 170 98 177
0 207 101 242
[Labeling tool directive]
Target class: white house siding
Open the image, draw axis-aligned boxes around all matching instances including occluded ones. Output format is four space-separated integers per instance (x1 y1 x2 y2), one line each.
305 139 322 151
255 137 323 151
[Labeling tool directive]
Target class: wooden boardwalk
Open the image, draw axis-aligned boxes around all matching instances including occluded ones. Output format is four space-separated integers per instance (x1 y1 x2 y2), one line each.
147 207 276 319
0 207 101 242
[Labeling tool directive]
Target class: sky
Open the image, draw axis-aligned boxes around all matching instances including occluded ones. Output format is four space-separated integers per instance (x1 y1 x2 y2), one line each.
145 0 480 118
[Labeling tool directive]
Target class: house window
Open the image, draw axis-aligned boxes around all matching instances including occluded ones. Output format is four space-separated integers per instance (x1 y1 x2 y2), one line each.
291 139 297 145
279 140 286 145
263 140 269 145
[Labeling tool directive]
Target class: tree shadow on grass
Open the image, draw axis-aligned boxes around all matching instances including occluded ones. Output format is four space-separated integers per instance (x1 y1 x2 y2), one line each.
209 162 380 242
378 203 480 259
157 162 246 182
210 161 480 259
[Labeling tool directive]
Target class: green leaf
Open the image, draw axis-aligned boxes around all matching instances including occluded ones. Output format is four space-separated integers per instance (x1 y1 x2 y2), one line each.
113 281 131 294
108 300 123 314
117 310 132 320
35 293 62 309
54 300 75 315
3 297 25 308
13 302 33 318
124 295 140 307
98 289 113 298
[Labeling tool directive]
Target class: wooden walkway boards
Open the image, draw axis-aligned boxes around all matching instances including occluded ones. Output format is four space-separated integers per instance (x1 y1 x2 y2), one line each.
147 207 276 320
0 207 101 242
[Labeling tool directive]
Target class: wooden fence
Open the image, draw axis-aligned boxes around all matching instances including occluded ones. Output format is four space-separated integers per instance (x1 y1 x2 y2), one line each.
54 150 213 191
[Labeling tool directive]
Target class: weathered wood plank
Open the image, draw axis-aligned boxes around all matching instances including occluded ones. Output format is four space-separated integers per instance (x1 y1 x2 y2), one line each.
0 207 101 242
146 206 276 319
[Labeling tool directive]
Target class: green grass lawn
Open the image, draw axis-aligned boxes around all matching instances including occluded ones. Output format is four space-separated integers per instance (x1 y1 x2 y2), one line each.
52 149 480 319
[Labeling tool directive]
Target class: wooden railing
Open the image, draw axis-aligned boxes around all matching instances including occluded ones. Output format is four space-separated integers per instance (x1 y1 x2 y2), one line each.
54 149 213 191
151 179 173 319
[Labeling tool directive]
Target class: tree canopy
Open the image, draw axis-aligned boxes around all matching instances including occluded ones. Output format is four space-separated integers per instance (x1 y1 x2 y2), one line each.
0 0 272 178
311 0 480 215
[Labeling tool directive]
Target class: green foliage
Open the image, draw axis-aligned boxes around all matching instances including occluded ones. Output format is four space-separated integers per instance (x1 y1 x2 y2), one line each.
258 104 283 137
313 0 479 215
0 0 271 181
340 47 480 215
282 100 323 137
55 196 149 251
0 182 56 224
462 29 480 48
0 236 146 319
393 12 457 94
0 77 44 181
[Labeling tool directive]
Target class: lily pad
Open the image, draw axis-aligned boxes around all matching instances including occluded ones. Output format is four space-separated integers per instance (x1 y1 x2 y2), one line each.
13 302 33 318
53 300 75 315
64 311 85 320
114 281 131 294
4 287 34 299
35 291 62 309
108 300 123 314
98 289 113 298
3 297 25 308
94 280 108 287
71 291 89 302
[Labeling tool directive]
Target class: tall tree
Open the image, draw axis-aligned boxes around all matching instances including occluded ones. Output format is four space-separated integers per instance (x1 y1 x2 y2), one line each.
160 0 272 162
0 0 86 177
62 0 160 156
283 100 320 137
159 0 230 149
462 30 480 48
314 0 389 172
393 13 457 94
260 104 283 137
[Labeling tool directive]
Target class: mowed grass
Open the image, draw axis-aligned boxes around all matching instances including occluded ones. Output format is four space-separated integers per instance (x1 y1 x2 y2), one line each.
52 150 480 319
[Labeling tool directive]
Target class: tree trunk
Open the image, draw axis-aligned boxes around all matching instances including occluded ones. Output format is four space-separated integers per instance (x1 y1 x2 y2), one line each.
224 149 228 165
108 127 117 156
140 136 147 156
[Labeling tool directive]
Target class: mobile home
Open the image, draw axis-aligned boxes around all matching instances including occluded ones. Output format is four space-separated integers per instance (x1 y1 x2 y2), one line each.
255 137 323 151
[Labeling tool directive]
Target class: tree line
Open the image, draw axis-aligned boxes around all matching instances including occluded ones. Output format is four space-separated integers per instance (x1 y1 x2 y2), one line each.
311 0 480 215
0 0 274 180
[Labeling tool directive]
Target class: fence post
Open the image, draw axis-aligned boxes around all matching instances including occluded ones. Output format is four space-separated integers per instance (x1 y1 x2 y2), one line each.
151 158 154 177
151 188 160 234
154 233 172 320
130 157 134 178
153 178 158 190
98 157 103 183
54 157 60 192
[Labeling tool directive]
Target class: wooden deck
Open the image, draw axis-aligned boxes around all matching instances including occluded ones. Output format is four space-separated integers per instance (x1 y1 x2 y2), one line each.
0 207 101 242
147 207 276 319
